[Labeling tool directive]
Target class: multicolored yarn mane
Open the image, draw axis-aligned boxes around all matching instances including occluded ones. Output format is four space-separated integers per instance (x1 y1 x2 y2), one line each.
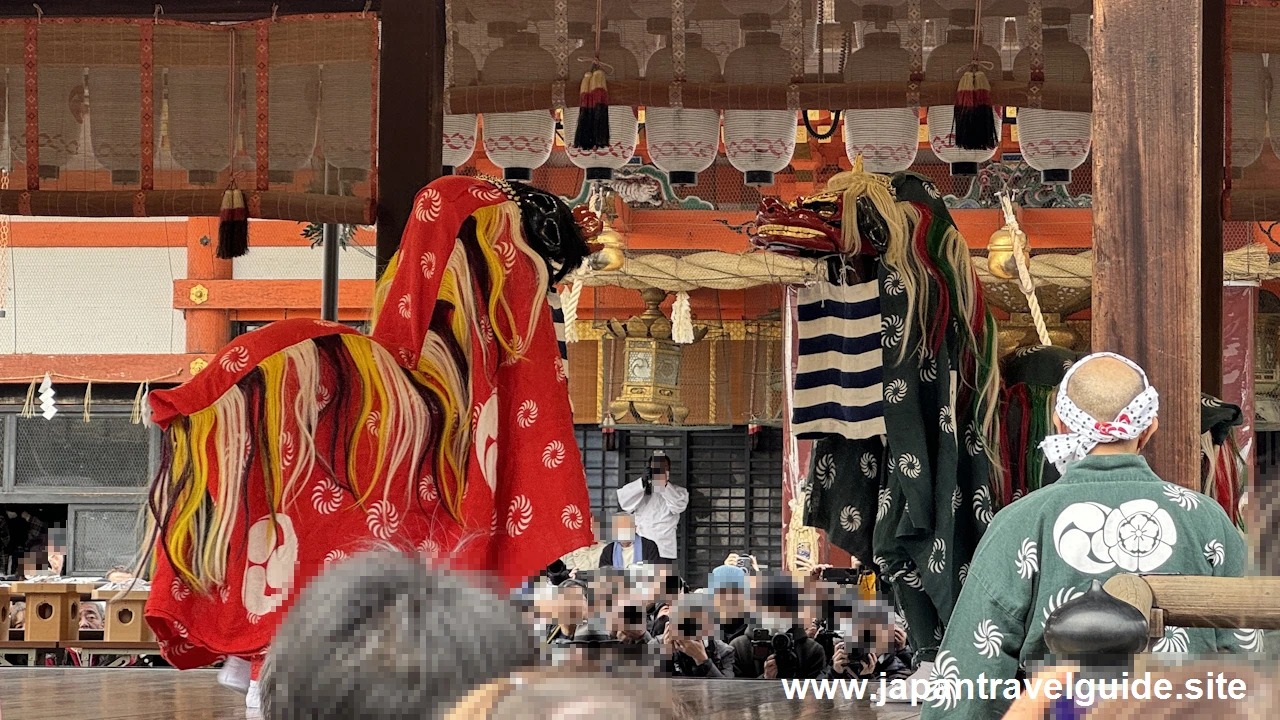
370 201 550 524
141 333 439 594
144 183 577 595
823 170 1002 471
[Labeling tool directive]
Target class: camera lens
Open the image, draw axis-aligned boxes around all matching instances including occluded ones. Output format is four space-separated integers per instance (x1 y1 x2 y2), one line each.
772 632 793 653
623 606 642 624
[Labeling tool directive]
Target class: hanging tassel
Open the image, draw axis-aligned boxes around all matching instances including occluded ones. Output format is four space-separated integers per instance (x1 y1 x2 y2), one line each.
20 377 37 418
953 66 997 151
82 380 92 423
672 291 694 344
130 382 145 424
573 66 611 151
142 381 153 428
217 187 249 259
563 277 583 343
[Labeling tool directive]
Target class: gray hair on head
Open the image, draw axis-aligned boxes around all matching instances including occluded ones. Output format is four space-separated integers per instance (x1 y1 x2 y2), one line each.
487 676 688 720
261 550 536 720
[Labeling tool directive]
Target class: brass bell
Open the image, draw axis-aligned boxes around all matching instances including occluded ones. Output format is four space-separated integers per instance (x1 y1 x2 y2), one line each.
987 224 1029 280
590 218 627 272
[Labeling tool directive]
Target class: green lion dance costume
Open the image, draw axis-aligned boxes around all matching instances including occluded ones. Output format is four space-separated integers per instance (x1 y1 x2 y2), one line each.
753 167 1001 665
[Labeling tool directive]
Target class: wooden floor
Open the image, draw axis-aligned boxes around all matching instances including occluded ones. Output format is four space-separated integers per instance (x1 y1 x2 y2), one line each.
0 669 923 720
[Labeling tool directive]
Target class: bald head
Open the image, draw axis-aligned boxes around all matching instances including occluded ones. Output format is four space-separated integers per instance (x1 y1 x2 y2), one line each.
1064 356 1147 423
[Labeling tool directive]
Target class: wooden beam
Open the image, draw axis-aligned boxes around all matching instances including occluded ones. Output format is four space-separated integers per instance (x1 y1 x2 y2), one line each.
0 190 373 225
1202 0 1225 397
0 1 378 19
0 354 208 383
375 0 443 275
173 279 374 310
1092 0 1204 490
448 80 1094 115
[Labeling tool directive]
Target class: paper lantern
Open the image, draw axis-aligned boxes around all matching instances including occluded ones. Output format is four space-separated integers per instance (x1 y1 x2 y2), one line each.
1012 11 1091 184
723 26 797 187
88 67 142 185
481 30 558 181
443 40 479 175
843 28 917 174
267 63 320 186
10 66 84 180
644 32 722 186
925 15 1004 175
560 32 641 181
1231 53 1265 170
164 67 232 186
319 61 374 184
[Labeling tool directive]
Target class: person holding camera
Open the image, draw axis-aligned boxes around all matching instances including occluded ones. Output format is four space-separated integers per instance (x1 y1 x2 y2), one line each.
616 451 687 564
728 575 828 680
659 598 735 678
545 579 592 646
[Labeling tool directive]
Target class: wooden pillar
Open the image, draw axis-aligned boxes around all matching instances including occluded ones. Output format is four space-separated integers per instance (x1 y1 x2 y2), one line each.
1202 0 1226 397
375 0 444 275
1092 0 1207 490
185 217 232 354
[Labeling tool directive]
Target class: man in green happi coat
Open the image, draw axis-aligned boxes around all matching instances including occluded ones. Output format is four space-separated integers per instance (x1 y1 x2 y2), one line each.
920 353 1257 720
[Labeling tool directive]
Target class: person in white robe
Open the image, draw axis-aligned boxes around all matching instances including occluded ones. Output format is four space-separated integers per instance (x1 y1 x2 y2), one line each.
615 451 688 563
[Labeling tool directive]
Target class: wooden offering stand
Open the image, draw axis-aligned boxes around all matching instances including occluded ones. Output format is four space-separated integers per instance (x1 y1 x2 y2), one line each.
92 587 154 643
12 582 80 643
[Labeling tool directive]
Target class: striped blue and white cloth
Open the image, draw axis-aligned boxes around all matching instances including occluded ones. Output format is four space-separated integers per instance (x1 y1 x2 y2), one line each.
792 279 886 440
547 290 568 360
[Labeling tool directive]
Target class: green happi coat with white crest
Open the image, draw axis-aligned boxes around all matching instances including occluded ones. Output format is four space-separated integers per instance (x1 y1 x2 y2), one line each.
919 453 1256 720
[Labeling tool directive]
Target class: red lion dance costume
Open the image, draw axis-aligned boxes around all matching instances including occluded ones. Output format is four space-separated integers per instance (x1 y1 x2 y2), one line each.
139 176 597 668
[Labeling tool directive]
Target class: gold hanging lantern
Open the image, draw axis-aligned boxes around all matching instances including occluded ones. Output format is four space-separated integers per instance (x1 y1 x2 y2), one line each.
607 288 707 425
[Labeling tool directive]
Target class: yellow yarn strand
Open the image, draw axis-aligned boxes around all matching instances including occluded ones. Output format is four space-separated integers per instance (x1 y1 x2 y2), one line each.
166 411 215 592
256 352 288 522
341 334 392 509
473 205 522 358
369 250 401 331
412 368 465 519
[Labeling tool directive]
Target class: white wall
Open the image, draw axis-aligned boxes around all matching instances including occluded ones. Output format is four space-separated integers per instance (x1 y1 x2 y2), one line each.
232 245 377 280
0 246 187 354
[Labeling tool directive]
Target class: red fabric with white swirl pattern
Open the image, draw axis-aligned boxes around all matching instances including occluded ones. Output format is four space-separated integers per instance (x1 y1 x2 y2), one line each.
143 176 592 670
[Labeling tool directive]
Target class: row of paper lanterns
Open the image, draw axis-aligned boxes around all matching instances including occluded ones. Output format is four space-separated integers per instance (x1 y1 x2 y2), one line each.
2 62 371 186
447 10 1096 186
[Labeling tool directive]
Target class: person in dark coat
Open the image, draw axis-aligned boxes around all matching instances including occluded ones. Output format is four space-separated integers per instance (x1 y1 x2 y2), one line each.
658 597 735 678
597 514 660 569
729 575 828 680
707 565 749 644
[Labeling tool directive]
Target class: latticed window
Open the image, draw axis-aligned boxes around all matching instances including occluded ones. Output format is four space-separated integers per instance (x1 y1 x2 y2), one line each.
574 425 622 523
617 426 784 584
573 425 784 583
12 414 153 489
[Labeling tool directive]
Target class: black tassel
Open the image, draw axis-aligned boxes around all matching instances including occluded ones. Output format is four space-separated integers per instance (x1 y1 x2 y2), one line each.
217 188 249 259
572 68 610 151
953 69 999 151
